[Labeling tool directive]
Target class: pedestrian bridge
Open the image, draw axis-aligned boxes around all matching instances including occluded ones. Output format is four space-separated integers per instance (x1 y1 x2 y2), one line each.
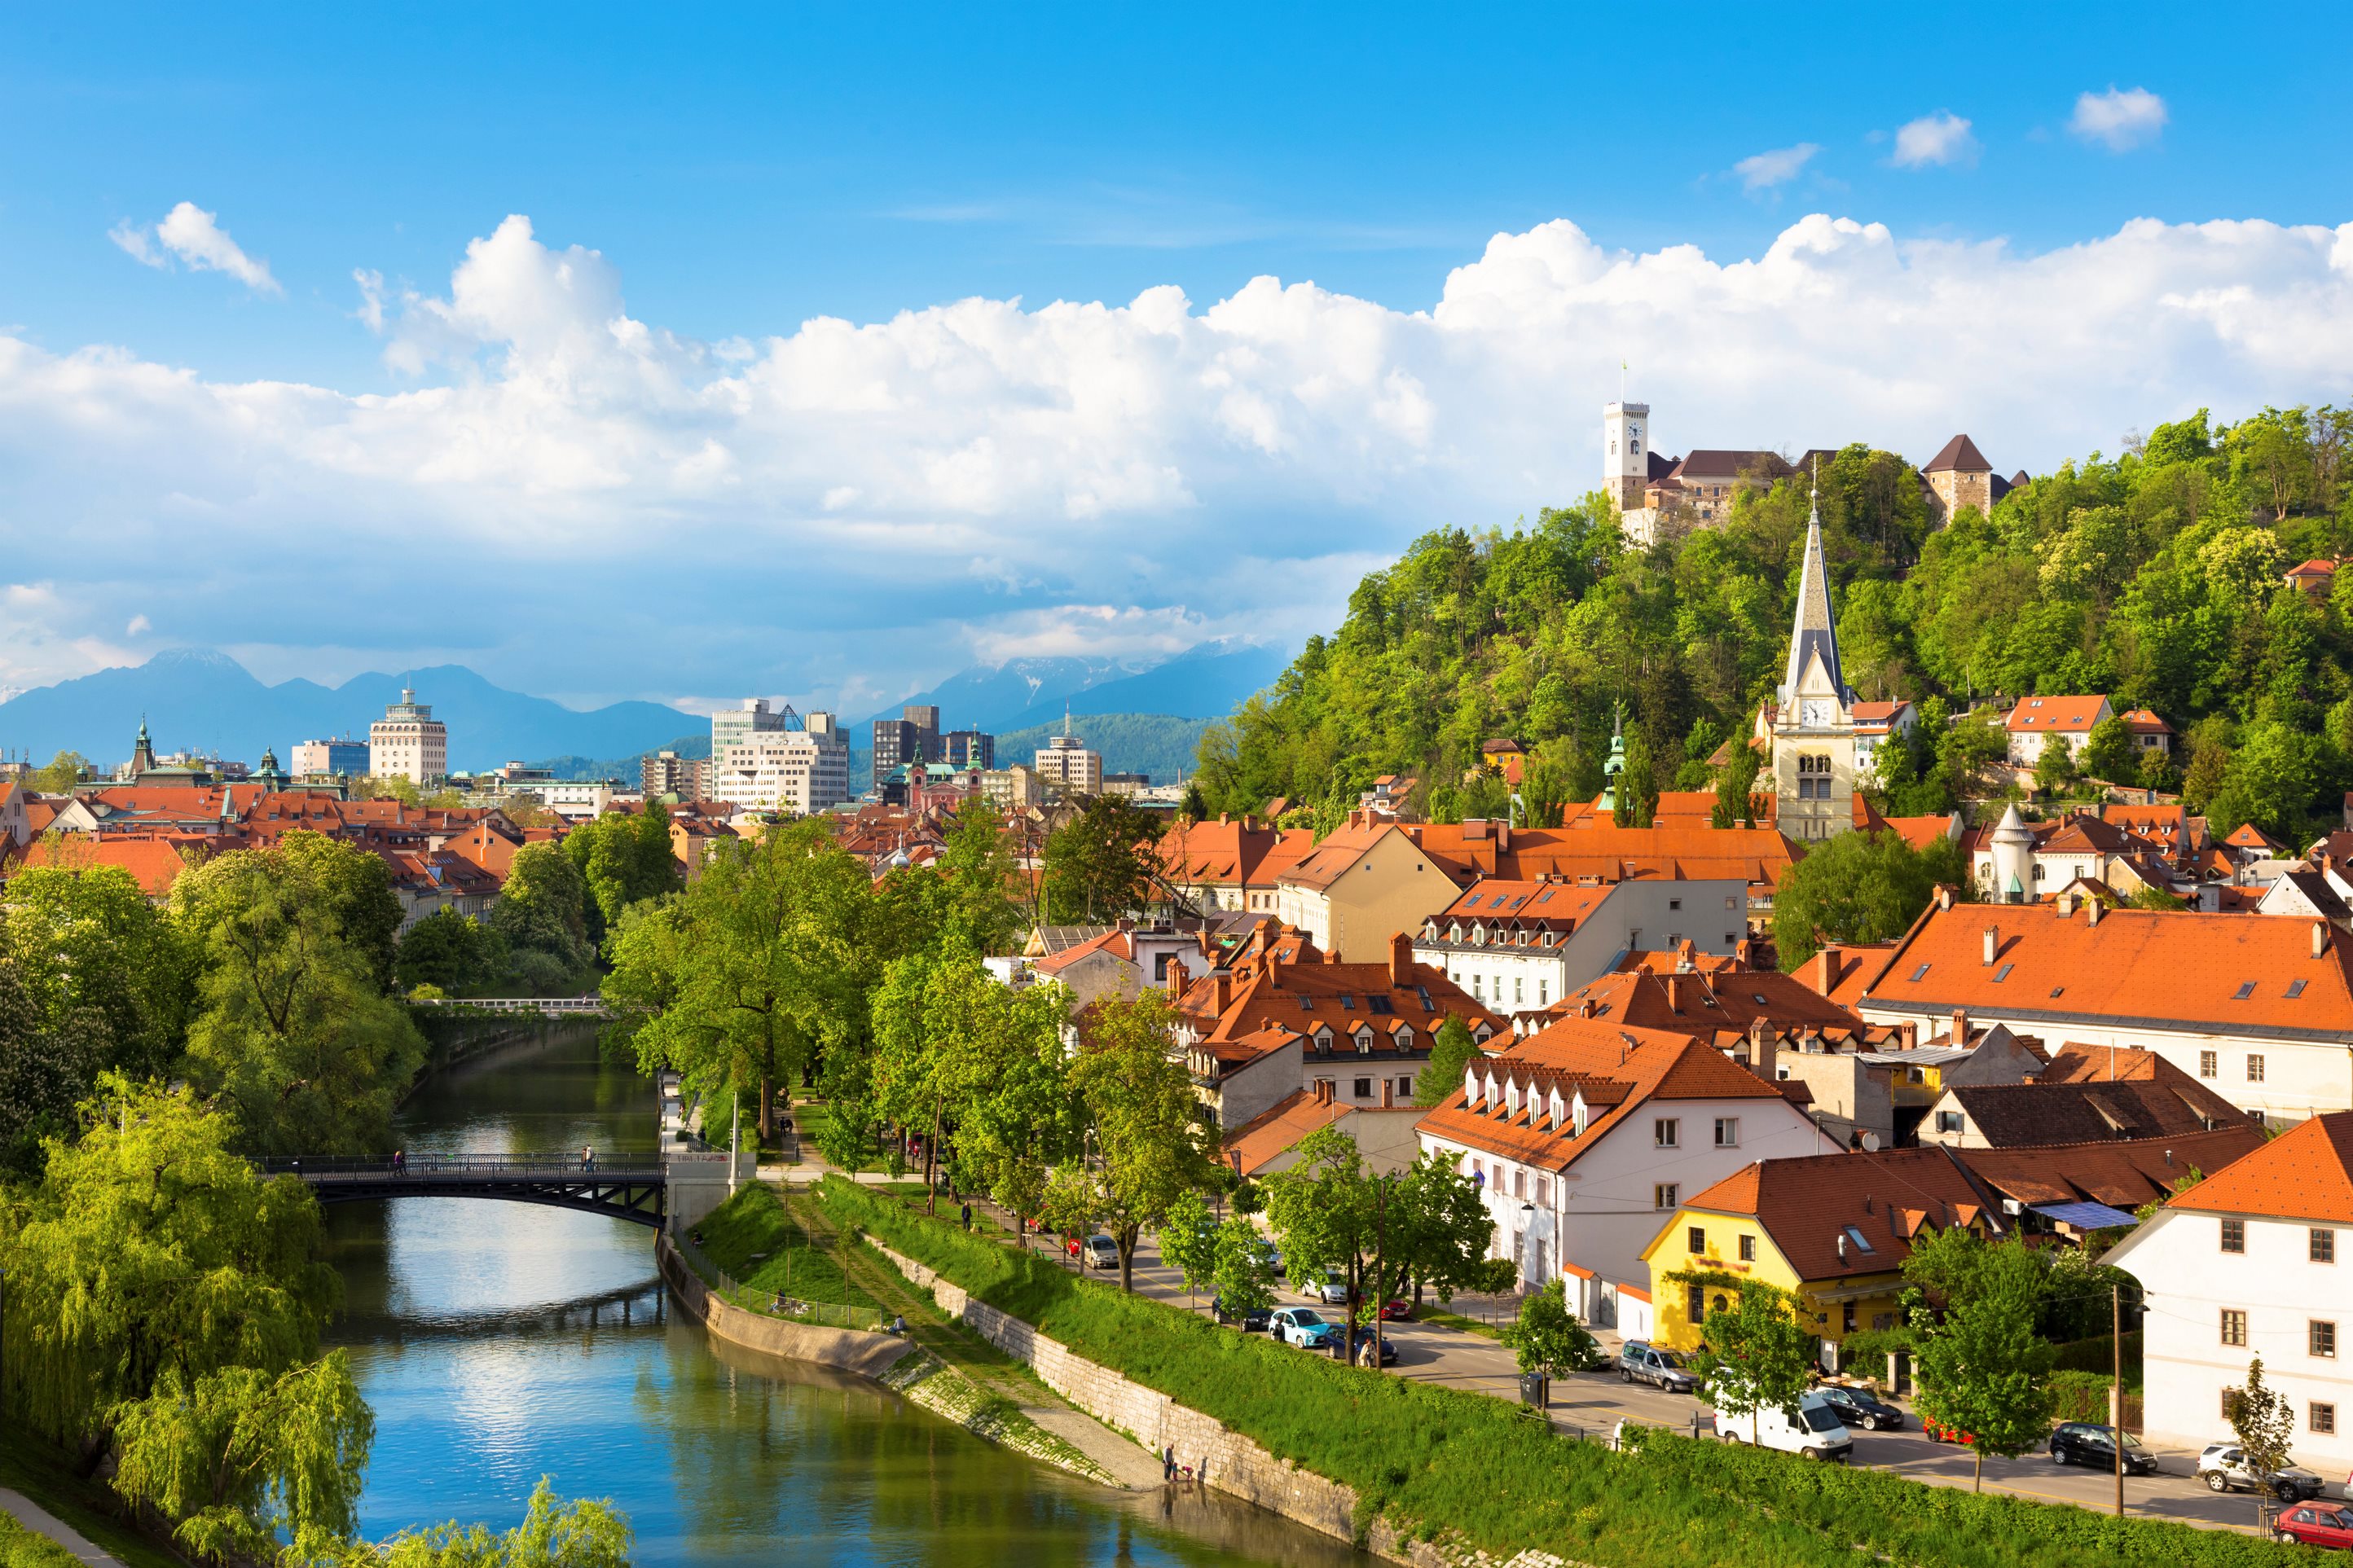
261 1153 667 1228
408 995 614 1017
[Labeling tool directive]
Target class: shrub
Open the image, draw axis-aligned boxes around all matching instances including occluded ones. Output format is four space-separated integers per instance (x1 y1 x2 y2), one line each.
0 1513 78 1568
816 1177 2296 1567
2052 1330 2142 1380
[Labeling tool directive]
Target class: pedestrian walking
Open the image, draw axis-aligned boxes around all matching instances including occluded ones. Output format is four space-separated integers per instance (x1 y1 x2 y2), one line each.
581 1144 595 1173
961 1201 972 1230
1163 1445 1176 1481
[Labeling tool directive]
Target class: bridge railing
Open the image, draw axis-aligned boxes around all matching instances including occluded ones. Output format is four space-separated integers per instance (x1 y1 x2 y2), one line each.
672 1231 884 1334
407 995 616 1014
258 1154 665 1179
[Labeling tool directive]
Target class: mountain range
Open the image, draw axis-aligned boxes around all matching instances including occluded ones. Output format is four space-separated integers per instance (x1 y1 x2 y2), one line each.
0 640 1290 778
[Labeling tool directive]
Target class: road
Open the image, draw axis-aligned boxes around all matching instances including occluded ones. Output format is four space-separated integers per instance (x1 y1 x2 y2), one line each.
1056 1229 2305 1539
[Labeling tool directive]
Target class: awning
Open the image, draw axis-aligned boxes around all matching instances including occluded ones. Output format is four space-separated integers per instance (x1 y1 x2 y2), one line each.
2031 1201 2140 1232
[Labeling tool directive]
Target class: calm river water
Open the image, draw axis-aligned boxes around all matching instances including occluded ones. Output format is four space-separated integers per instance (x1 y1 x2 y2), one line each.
322 1026 1359 1568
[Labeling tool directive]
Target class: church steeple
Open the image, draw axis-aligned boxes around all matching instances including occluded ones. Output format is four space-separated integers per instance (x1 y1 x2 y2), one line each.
1776 479 1853 709
130 715 157 777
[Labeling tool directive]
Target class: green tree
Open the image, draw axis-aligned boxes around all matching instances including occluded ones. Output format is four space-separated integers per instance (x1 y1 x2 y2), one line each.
394 908 503 995
1499 1277 1599 1380
2080 717 2137 784
1908 1237 2059 1491
2032 734 2082 797
948 977 1075 1234
28 750 91 792
934 801 1023 955
0 945 108 1175
1261 1125 1383 1361
1773 830 1949 972
1041 797 1166 923
1710 737 1761 828
276 830 405 995
0 1076 341 1456
562 806 680 945
1688 1280 1815 1421
2226 1353 2298 1489
1208 1215 1278 1323
1414 1017 1482 1108
1388 1147 1502 1306
173 838 428 1156
288 1479 631 1568
1159 1188 1220 1309
1047 992 1216 1292
2 863 195 1080
491 842 596 992
112 1354 373 1566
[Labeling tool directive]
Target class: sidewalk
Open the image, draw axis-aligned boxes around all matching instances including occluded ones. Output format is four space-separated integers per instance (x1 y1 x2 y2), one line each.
0 1488 125 1568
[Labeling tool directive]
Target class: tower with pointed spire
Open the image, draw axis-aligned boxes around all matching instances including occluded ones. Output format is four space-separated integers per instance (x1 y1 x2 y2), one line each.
130 716 157 778
1770 478 1861 842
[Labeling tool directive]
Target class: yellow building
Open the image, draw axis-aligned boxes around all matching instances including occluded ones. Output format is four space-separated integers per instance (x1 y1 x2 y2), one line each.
1273 817 1458 964
1639 1148 1996 1355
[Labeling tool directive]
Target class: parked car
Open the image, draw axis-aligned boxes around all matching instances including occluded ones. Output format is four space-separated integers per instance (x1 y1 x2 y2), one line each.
1352 1334 1401 1367
1376 1298 1414 1322
1269 1307 1340 1350
1617 1341 1700 1395
1923 1417 1977 1447
1210 1296 1270 1332
2198 1443 2327 1502
1814 1384 1905 1432
1713 1394 1853 1462
2275 1502 2353 1551
2049 1423 2159 1476
1303 1267 1351 1305
1083 1235 1120 1270
1253 1240 1283 1276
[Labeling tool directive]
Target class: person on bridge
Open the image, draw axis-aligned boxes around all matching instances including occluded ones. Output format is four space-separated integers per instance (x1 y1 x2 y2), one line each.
393 1149 406 1175
581 1144 595 1173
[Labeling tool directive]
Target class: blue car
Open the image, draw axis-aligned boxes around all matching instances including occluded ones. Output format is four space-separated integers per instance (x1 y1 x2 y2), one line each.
1269 1307 1339 1350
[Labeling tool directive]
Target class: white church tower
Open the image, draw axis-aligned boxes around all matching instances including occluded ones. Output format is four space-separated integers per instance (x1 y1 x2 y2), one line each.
1603 401 1650 511
1770 486 1860 842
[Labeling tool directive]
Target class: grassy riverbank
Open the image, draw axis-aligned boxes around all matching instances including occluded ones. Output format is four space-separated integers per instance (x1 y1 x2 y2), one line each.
693 1184 878 1316
0 1430 183 1568
818 1176 2294 1568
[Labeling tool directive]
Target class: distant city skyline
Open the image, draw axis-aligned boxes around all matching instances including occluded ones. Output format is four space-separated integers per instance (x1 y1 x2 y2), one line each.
4 5 2351 709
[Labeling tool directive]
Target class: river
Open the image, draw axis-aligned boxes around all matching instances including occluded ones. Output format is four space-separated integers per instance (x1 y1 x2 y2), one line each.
322 1026 1361 1568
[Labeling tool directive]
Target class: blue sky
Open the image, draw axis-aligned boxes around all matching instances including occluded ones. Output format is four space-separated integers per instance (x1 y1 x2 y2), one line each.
2 3 2351 714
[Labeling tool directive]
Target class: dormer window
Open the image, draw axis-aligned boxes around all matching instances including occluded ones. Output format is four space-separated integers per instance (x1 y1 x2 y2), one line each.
1354 1026 1374 1052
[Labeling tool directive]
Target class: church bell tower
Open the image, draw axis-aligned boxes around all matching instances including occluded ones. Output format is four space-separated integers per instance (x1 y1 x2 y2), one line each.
1770 486 1859 841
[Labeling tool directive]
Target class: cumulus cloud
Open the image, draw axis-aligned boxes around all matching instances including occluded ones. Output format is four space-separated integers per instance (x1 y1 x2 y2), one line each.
109 203 282 296
1733 143 1820 191
1892 112 1978 168
9 209 2353 705
2071 86 2169 152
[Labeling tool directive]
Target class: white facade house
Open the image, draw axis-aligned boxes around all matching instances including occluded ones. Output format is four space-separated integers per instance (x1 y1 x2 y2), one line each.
1413 877 1748 1017
2003 694 2113 767
711 726 850 815
2102 1114 2353 1475
1414 1022 1819 1329
368 687 448 786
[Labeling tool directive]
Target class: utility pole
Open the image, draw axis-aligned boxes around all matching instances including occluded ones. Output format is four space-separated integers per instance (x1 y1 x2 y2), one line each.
2113 1282 2125 1517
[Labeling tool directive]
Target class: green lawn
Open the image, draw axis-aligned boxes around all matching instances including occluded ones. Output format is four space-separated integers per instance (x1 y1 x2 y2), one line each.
690 1183 878 1315
816 1175 2294 1568
0 1430 185 1568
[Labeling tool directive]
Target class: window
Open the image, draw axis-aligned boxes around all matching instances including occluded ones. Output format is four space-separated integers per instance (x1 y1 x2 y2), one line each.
1396 1075 1414 1098
1909 964 1931 982
2234 981 2257 1000
1514 1170 1526 1199
1687 1226 1706 1255
1514 977 1523 1004
2223 1219 2246 1254
1714 1118 1740 1147
1993 963 2013 983
1843 1302 1857 1333
1739 1234 1757 1263
2249 1055 2267 1083
1352 1077 1373 1099
2312 1320 2338 1359
2288 978 2309 999
1537 1175 1550 1206
2315 1228 2337 1264
1654 1184 1678 1210
2316 1403 2339 1436
1687 1283 1706 1324
2200 1050 2218 1078
1655 1118 1680 1149
1669 898 1682 911
2222 1309 2248 1346
1935 1110 1964 1134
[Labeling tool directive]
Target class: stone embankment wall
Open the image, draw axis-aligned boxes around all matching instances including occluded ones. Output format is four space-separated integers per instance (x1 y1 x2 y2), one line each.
862 1239 1581 1568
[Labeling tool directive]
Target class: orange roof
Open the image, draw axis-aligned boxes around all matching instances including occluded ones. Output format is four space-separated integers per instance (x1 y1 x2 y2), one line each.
1676 1147 1997 1283
2005 695 2109 734
1224 1091 1352 1176
1885 814 1958 850
1437 878 1616 926
1550 968 1867 1040
2118 709 2175 735
1961 1126 2267 1211
7 835 196 895
2166 1112 2353 1223
2286 559 2338 581
2224 822 2285 852
1858 900 2353 1038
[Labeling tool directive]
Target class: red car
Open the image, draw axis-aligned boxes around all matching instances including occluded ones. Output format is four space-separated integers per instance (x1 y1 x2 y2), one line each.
1923 1418 1978 1447
2276 1502 2353 1550
1377 1299 1413 1322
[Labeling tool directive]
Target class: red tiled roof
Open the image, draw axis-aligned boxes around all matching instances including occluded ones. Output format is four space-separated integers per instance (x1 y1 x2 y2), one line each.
2118 709 2175 736
2166 1112 2353 1224
2004 696 2109 734
1224 1091 1353 1175
7 835 196 895
1922 433 1993 474
1885 815 1958 851
1675 1147 1995 1284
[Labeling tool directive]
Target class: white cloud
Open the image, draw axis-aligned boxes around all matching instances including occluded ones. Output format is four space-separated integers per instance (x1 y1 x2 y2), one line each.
8 209 2353 704
1733 143 1820 191
2071 86 2169 152
109 203 282 296
1892 112 1978 169
125 614 151 636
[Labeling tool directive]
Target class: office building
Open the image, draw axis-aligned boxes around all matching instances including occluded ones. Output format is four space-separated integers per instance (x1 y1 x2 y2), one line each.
368 687 448 786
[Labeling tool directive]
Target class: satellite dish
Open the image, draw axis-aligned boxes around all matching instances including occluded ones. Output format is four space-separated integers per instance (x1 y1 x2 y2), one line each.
1860 1131 1882 1152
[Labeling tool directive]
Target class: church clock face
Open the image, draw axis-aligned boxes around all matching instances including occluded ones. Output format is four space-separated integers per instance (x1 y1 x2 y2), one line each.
1801 698 1833 727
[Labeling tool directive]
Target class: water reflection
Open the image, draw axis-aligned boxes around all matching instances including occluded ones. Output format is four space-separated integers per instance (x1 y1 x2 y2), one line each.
324 1026 1361 1567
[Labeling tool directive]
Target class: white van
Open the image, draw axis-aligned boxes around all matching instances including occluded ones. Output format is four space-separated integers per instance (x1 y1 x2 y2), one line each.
1712 1392 1854 1462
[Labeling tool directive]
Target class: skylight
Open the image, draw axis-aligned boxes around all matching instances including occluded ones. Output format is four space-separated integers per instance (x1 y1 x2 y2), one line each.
2233 982 2257 1000
1339 995 1356 1010
1297 995 1314 1011
1367 996 1394 1015
1843 1226 1877 1254
1909 964 1931 982
1993 963 2013 983
2287 979 2309 999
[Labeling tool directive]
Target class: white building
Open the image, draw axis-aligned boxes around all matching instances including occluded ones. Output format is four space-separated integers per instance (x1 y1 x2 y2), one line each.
712 697 794 759
2102 1114 2353 1474
2004 694 2113 767
1033 710 1102 797
292 738 368 777
368 687 448 786
711 721 849 815
1412 876 1748 1016
1414 1017 1819 1330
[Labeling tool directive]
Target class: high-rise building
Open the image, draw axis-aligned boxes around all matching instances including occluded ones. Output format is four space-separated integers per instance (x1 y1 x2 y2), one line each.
1033 709 1102 797
872 704 943 773
713 698 793 759
640 749 708 801
711 714 849 816
939 728 994 770
292 738 369 777
369 687 448 785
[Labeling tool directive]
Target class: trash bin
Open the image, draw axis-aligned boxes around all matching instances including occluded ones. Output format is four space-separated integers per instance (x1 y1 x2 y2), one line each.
1519 1372 1549 1408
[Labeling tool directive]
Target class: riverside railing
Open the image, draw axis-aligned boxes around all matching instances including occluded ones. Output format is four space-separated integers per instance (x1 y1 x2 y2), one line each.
672 1229 885 1333
259 1153 665 1179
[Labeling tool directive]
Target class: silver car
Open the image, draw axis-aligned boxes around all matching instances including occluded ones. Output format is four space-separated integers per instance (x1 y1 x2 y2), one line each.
2198 1443 2325 1502
1304 1267 1349 1305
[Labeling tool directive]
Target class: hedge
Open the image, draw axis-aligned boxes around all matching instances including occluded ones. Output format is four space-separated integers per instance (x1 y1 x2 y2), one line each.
818 1177 2293 1568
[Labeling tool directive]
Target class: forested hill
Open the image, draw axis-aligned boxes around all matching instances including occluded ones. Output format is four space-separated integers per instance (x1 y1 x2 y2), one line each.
1194 407 2353 842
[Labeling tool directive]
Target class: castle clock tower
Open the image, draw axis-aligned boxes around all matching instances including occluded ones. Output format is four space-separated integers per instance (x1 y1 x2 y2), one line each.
1603 401 1650 511
1770 489 1859 841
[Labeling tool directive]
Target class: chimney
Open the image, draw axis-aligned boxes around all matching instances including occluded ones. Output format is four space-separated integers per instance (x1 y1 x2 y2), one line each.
2316 920 2330 960
1982 925 1999 966
1495 820 1510 853
1219 813 1229 824
1166 960 1188 997
1748 1018 1777 1083
1900 1021 1918 1051
2086 898 2103 928
1117 915 1135 933
1937 885 1954 911
1813 943 1841 996
1665 974 1682 1013
1389 929 1414 988
1212 973 1231 1015
1951 1008 1969 1044
1314 1078 1335 1105
2054 890 2074 917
